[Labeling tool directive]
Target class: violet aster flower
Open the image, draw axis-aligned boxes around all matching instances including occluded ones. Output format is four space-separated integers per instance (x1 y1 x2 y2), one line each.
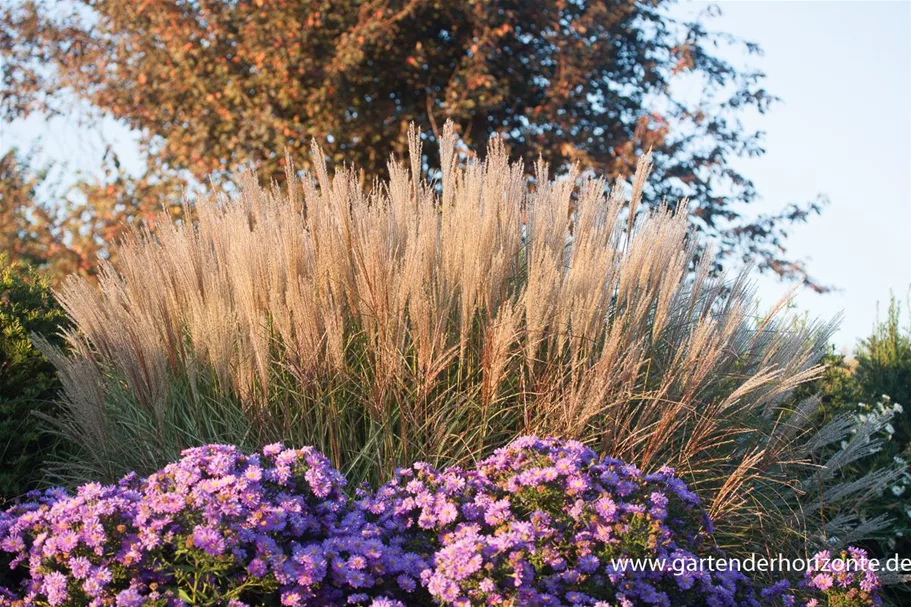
191 525 226 556
41 570 68 605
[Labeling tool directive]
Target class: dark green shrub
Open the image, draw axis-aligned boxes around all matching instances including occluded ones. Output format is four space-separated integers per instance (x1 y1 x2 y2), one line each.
854 297 911 571
799 294 911 607
792 350 864 423
0 254 67 500
855 296 911 448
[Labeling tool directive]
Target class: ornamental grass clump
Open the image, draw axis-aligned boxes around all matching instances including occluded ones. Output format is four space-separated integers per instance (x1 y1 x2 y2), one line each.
0 438 883 607
40 122 902 558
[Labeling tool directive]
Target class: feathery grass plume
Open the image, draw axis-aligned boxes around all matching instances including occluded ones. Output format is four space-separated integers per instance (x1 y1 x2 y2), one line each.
42 121 900 560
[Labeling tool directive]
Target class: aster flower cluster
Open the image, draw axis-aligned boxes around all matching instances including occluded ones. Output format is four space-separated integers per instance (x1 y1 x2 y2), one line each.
0 438 884 607
759 547 883 607
364 436 757 607
0 443 383 607
801 548 882 607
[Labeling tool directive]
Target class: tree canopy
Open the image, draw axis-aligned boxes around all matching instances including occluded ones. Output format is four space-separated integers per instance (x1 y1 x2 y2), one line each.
1 0 825 287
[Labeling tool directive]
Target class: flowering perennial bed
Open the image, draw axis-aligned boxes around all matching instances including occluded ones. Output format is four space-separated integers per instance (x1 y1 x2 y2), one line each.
0 437 881 606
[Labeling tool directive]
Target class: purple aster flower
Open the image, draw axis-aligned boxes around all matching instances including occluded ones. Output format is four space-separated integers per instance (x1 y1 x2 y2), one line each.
42 571 68 606
192 525 226 556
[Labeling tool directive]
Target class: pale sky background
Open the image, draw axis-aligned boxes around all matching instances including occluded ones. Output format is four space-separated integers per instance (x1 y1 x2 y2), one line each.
674 0 911 352
2 0 910 353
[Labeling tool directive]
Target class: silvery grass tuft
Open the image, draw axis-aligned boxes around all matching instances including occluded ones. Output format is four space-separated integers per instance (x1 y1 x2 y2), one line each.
40 122 902 560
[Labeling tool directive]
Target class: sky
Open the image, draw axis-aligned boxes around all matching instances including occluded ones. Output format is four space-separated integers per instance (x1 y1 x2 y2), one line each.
3 0 910 353
673 0 911 352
